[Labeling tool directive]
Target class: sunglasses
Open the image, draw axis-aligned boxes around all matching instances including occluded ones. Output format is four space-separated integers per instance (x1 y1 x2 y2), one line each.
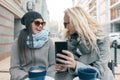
33 21 46 26
64 22 69 28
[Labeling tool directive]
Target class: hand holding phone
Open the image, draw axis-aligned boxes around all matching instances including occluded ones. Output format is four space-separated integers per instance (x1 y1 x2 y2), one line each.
55 41 68 64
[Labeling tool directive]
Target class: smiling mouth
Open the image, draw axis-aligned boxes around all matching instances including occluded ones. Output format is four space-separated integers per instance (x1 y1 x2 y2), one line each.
37 27 42 31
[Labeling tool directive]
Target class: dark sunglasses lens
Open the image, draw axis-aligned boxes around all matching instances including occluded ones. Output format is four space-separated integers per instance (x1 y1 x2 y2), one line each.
34 21 40 26
34 21 46 26
64 23 66 28
41 22 45 26
64 22 69 28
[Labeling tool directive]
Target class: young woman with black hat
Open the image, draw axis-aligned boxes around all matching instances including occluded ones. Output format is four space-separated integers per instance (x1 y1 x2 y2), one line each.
9 11 56 80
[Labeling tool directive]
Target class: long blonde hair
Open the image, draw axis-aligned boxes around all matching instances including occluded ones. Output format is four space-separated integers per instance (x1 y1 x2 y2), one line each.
64 6 105 49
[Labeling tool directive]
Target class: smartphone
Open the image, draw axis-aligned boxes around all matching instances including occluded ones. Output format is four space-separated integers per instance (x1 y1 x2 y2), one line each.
55 41 68 64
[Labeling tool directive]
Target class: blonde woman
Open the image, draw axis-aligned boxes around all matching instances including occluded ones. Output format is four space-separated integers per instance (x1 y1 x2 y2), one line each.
55 6 114 80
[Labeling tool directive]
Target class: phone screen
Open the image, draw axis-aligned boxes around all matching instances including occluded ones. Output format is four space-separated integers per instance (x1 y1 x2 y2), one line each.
55 41 68 64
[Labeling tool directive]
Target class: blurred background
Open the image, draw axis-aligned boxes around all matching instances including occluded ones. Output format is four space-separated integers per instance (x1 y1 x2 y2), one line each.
0 0 120 80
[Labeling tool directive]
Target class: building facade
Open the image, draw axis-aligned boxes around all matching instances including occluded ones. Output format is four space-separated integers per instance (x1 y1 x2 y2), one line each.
0 0 49 61
73 0 120 33
110 0 120 32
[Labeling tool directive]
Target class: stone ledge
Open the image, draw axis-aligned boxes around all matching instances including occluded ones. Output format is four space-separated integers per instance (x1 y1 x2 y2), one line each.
0 57 10 72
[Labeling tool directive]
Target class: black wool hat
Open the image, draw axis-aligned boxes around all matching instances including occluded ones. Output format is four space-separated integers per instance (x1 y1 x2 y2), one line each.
21 11 43 27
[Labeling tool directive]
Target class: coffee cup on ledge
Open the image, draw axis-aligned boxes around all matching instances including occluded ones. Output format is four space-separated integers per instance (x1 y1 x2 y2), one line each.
78 68 99 80
28 66 46 80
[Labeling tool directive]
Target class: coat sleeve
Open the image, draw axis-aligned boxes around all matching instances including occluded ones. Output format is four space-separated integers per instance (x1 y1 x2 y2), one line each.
9 39 28 80
92 36 114 80
46 38 56 78
68 36 114 80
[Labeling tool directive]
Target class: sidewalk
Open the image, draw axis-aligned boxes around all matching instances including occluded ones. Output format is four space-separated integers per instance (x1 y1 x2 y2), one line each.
0 57 10 80
0 57 120 80
114 65 120 80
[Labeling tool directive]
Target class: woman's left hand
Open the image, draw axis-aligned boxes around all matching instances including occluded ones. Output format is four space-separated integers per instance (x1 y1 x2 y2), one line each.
56 50 76 69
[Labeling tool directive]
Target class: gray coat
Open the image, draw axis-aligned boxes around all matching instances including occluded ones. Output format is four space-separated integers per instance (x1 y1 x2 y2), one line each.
9 38 56 80
56 34 114 80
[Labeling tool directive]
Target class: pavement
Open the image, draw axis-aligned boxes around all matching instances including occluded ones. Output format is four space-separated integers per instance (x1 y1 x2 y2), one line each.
0 56 120 80
0 57 10 80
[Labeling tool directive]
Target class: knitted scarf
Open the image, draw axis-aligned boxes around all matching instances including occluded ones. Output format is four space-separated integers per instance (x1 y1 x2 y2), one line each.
26 29 48 48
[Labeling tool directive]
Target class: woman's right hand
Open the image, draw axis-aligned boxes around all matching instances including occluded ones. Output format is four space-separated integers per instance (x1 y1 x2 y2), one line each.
55 64 67 72
56 50 77 69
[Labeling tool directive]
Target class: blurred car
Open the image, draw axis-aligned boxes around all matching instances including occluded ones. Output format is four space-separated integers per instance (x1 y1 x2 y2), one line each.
109 32 120 48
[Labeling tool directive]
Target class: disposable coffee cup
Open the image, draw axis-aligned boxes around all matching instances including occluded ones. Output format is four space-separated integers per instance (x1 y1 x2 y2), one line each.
28 66 46 80
78 68 99 80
